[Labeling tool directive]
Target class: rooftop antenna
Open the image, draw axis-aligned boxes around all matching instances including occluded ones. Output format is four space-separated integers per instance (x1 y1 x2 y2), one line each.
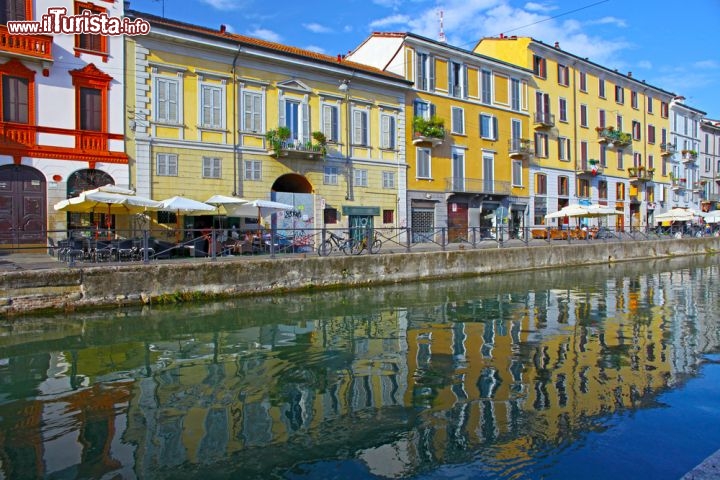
438 10 447 43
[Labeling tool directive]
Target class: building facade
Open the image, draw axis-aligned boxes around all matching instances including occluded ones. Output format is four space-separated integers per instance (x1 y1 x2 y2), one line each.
125 12 410 243
667 97 705 212
475 36 677 229
700 118 720 210
348 33 533 242
0 0 128 247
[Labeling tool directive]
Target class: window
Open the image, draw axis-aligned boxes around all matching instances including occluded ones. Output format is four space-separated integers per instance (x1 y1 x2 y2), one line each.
70 64 110 133
578 178 590 198
512 159 522 186
156 153 178 176
155 76 180 124
648 124 656 144
1 0 27 22
481 69 492 104
661 101 669 118
558 176 569 196
536 91 550 122
647 96 654 114
631 90 638 109
598 78 606 98
79 87 101 131
449 61 465 98
75 2 107 59
534 132 549 157
580 104 588 127
383 209 394 224
157 211 177 225
580 141 588 162
616 182 625 201
632 120 641 140
352 109 369 146
599 109 606 128
536 173 547 195
382 171 395 189
648 154 654 171
242 91 263 133
616 114 623 132
416 148 431 178
579 71 587 92
633 152 641 168
511 78 521 111
479 113 497 140
557 64 569 86
1 75 28 123
532 55 547 78
324 208 338 224
615 85 624 104
380 113 396 149
324 165 339 185
559 98 567 122
200 83 223 129
280 97 309 143
600 143 607 167
617 150 624 170
244 160 261 181
414 99 433 119
202 157 221 178
321 103 339 142
416 52 434 91
558 137 570 161
599 180 608 200
354 168 368 187
451 106 464 135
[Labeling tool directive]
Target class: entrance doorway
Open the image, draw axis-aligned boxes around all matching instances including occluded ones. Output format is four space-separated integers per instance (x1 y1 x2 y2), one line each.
0 165 46 246
447 201 468 242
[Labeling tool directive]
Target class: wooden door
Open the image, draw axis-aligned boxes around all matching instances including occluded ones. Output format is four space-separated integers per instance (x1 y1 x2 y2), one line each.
0 165 46 246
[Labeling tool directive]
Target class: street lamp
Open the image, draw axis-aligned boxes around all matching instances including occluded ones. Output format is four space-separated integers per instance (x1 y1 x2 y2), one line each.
339 80 353 201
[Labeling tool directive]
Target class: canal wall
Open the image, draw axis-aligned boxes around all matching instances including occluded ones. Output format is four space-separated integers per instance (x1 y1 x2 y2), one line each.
1 238 719 316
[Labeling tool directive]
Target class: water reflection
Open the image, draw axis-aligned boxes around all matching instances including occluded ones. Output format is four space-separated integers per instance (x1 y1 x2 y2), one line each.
1 257 719 479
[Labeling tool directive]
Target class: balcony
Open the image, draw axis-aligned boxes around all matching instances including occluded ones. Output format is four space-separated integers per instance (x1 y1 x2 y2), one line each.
412 116 445 147
681 150 698 164
0 122 36 147
445 177 512 195
508 138 533 158
533 111 555 128
266 128 326 160
77 131 108 152
576 159 603 177
660 142 677 156
596 127 632 148
670 177 686 191
0 26 53 61
692 180 707 193
628 166 654 183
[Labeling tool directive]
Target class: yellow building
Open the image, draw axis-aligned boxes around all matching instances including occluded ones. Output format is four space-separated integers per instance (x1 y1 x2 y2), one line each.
125 11 411 244
475 36 676 229
348 33 533 242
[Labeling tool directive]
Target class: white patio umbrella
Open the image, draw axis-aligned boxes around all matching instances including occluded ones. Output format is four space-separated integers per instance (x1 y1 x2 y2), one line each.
159 196 217 240
54 184 163 214
654 207 700 223
544 204 591 220
224 199 295 218
702 210 720 223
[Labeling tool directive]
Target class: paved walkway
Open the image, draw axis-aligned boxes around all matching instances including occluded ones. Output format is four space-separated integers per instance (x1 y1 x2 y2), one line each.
682 449 720 479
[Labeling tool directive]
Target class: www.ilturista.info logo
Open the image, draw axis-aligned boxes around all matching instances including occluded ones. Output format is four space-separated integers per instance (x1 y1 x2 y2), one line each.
6 7 150 36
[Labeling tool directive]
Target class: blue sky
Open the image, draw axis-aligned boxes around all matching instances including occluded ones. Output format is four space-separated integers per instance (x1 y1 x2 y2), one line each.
127 0 720 119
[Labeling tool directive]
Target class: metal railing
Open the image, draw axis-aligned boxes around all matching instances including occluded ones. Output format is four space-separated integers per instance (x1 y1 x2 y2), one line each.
1 224 717 267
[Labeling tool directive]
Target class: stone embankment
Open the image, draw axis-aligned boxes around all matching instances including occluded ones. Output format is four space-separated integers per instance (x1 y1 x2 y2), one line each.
1 238 718 316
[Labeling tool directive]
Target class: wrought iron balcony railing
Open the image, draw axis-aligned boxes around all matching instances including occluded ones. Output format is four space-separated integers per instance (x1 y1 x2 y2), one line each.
533 111 555 128
508 138 533 157
445 177 512 195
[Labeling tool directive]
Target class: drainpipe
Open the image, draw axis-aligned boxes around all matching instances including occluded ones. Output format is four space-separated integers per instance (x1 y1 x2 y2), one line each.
232 46 242 196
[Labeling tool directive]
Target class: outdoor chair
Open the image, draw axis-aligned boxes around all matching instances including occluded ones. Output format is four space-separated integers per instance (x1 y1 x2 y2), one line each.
116 239 135 261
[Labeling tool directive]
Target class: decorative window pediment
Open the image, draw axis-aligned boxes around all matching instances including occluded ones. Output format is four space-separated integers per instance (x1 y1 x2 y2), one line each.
277 79 312 94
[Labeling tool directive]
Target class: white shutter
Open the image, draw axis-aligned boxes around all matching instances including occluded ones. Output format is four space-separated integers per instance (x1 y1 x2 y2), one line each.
302 102 310 143
278 96 286 127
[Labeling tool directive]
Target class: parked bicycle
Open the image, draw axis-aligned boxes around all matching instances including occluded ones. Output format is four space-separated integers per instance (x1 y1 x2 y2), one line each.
317 231 354 256
351 231 382 255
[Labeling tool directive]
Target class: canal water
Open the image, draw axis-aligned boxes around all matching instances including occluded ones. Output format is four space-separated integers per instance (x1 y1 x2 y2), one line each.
1 257 720 480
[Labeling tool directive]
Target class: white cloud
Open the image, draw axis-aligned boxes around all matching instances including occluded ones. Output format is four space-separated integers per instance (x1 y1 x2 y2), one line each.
369 14 412 29
304 45 327 54
245 28 283 43
372 0 403 8
304 23 332 34
637 60 652 69
524 2 556 13
200 0 239 10
586 16 627 28
693 60 719 69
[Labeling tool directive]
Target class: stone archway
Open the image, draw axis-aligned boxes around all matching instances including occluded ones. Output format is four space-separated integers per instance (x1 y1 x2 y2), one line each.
66 169 114 231
271 173 312 193
0 164 46 246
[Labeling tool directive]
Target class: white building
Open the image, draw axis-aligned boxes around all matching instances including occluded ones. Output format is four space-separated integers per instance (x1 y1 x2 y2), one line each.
700 118 720 210
667 97 705 212
0 0 129 248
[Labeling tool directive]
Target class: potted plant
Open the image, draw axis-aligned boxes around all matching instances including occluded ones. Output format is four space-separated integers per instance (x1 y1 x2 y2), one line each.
413 115 445 140
266 126 291 156
312 131 328 155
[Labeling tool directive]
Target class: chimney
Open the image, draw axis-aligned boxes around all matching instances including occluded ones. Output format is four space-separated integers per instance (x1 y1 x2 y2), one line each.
337 54 342 63
500 33 504 39
628 71 632 78
554 41 560 49
220 24 226 33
